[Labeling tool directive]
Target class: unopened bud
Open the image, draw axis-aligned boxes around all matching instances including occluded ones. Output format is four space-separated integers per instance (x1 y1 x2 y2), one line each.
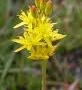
30 5 37 17
45 0 53 16
35 0 40 8
40 0 46 12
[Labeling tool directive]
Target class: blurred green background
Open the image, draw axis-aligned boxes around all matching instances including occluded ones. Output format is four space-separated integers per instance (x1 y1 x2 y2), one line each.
0 0 82 90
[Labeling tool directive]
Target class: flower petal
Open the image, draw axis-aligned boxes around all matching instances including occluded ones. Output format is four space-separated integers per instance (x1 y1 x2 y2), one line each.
13 22 25 29
14 46 26 52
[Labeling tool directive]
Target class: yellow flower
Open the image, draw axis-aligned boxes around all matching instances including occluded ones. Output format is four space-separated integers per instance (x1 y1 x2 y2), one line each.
12 32 32 52
13 10 35 29
13 5 66 60
12 31 46 52
32 15 65 48
28 45 57 60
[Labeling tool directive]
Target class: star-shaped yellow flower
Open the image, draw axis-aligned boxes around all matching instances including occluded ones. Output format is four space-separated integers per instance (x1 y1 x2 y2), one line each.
13 5 66 60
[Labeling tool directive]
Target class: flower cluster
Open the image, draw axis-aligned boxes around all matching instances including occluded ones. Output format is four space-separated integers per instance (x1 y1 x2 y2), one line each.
12 0 66 60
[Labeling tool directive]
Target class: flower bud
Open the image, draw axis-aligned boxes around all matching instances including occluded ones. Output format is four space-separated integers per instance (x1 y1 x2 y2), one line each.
40 0 46 12
45 0 53 16
35 0 40 8
30 5 37 17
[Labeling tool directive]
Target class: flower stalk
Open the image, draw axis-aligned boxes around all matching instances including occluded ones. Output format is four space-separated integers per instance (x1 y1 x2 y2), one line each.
42 60 47 90
12 0 66 90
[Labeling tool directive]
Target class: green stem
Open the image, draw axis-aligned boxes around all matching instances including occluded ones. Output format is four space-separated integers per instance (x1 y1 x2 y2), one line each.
42 60 47 90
